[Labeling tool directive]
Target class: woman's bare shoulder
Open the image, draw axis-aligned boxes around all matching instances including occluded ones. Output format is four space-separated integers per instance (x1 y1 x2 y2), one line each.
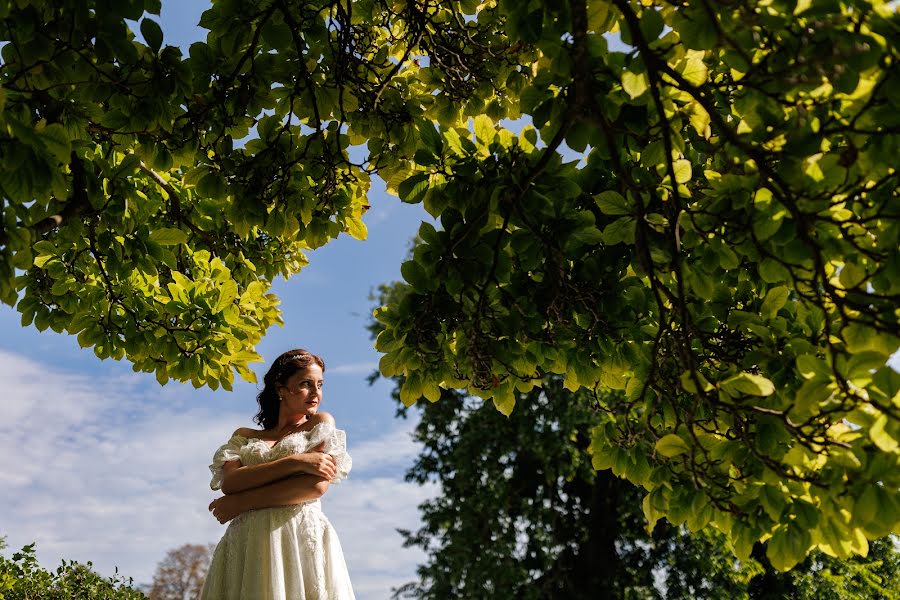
232 426 265 438
309 411 335 426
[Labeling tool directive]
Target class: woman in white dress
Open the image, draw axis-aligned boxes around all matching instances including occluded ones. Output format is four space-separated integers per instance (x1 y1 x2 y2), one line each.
201 349 355 600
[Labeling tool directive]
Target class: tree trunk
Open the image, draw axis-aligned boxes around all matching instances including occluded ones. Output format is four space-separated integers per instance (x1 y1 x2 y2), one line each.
568 469 624 599
747 542 795 600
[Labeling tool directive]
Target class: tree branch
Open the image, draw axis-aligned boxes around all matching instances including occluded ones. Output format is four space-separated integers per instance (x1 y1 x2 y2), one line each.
0 152 92 248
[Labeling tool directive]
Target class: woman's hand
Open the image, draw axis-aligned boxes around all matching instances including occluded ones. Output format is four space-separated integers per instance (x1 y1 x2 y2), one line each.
294 442 337 480
209 494 246 524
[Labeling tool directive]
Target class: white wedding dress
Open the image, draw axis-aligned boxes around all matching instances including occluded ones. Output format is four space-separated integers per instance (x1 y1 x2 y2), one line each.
200 421 355 600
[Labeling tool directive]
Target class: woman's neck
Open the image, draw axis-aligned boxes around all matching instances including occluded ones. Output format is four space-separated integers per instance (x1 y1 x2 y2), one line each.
275 413 307 431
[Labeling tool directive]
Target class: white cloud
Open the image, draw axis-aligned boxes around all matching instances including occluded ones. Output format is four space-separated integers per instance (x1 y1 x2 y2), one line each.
0 349 434 599
327 477 438 597
328 362 379 376
347 421 424 478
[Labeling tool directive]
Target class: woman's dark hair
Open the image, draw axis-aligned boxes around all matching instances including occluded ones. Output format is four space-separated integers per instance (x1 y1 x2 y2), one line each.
254 349 326 430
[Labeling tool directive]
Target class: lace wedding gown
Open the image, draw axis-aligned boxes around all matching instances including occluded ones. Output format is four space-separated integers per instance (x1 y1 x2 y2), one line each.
200 421 355 600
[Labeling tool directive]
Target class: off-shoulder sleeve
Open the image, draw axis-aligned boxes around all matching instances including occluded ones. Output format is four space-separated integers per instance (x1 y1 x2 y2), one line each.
307 422 352 484
209 434 248 490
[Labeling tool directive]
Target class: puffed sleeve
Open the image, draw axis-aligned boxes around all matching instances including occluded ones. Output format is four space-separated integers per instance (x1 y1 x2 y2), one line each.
307 422 352 484
209 434 247 490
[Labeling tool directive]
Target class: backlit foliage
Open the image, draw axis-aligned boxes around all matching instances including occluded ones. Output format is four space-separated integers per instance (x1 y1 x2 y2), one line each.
1 0 898 570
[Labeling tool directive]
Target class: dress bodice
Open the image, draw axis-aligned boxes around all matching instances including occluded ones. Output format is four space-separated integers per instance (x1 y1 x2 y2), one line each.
209 421 352 490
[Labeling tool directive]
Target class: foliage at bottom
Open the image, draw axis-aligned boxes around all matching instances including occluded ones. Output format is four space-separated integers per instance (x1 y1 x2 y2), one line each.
0 538 145 600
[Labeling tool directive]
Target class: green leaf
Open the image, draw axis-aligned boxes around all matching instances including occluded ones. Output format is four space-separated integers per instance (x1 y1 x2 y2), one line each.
149 228 188 246
399 373 422 407
473 115 495 144
843 351 885 380
678 57 708 86
566 125 590 152
261 22 291 49
642 491 665 531
680 370 713 394
869 413 898 452
33 240 57 256
656 434 690 457
587 1 610 32
594 191 631 215
33 254 53 269
833 67 860 95
398 173 430 203
794 379 834 417
718 243 740 270
419 122 443 155
621 71 649 99
842 324 896 356
672 159 692 184
423 379 441 403
672 8 718 50
838 262 866 290
153 146 173 171
140 18 164 52
759 485 786 521
759 258 790 283
640 140 666 167
767 524 811 572
685 101 711 138
38 124 71 163
442 128 467 156
492 382 516 416
870 366 900 406
760 286 789 318
856 486 880 526
197 172 226 199
401 259 430 292
215 279 238 313
721 372 775 397
345 216 368 240
855 485 899 538
639 7 664 41
601 217 635 245
570 226 604 247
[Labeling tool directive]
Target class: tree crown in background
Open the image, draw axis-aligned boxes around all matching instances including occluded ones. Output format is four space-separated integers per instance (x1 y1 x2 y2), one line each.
148 543 214 600
382 375 900 599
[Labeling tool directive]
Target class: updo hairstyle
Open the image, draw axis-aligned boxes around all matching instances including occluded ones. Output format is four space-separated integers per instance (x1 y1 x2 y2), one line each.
254 349 326 430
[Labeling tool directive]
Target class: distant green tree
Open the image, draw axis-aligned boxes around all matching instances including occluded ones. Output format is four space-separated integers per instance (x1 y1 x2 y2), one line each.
747 539 900 600
0 537 145 600
382 376 900 599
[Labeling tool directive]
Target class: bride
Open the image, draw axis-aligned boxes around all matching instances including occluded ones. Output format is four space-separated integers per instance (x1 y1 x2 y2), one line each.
201 349 355 599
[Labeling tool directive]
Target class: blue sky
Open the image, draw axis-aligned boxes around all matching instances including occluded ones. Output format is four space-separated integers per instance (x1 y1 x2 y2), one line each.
0 2 435 597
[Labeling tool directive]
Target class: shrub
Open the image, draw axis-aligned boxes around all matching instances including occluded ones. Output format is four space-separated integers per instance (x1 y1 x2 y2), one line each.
0 539 145 600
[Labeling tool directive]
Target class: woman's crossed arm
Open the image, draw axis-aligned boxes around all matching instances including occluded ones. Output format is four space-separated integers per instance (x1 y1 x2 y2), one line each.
220 413 338 494
220 441 335 495
209 473 329 524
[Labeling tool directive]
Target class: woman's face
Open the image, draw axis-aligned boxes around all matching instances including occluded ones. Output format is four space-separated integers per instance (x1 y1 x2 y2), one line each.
278 364 324 419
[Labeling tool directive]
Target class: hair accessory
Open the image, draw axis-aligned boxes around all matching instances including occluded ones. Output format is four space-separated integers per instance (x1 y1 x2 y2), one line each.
281 352 306 364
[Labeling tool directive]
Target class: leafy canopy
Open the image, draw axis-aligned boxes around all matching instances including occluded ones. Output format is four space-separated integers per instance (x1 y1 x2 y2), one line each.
1 0 899 571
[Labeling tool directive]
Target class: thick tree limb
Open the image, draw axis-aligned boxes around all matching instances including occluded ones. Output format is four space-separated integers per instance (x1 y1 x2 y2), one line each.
0 152 91 248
